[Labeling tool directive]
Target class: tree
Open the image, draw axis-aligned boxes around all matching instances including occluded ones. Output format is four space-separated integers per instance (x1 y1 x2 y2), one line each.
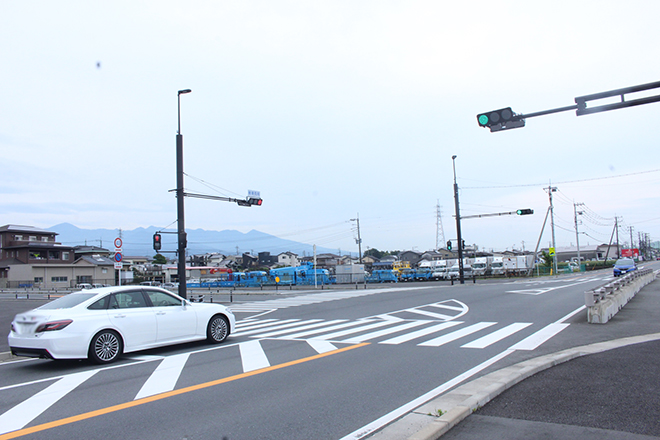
539 251 552 267
153 254 167 265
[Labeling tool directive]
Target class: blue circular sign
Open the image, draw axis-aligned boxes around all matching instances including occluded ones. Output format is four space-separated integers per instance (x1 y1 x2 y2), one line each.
114 252 123 263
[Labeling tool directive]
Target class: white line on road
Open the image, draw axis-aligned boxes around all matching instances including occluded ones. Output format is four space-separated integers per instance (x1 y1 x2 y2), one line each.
0 370 98 435
418 322 497 347
339 349 516 440
134 353 190 400
239 340 270 372
461 322 532 349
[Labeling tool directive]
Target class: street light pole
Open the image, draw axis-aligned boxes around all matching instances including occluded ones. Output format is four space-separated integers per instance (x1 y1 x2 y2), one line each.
452 156 465 284
176 89 192 299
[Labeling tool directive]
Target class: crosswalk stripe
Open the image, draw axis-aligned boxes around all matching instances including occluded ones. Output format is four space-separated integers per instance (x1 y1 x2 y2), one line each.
307 340 338 354
234 320 311 336
313 321 394 341
509 323 570 351
379 321 463 345
239 340 270 372
341 320 429 343
418 322 497 347
252 320 348 338
235 318 279 329
405 308 456 321
0 370 98 435
281 320 375 339
461 323 532 349
134 353 190 400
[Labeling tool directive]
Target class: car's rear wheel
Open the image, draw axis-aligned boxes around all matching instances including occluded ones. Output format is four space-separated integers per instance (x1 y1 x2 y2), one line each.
207 315 229 343
89 330 123 364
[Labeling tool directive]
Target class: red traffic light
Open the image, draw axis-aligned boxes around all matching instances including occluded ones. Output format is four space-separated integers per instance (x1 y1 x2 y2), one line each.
153 233 162 251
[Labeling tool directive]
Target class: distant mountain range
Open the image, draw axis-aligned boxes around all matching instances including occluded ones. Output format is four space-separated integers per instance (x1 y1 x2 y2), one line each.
48 223 349 258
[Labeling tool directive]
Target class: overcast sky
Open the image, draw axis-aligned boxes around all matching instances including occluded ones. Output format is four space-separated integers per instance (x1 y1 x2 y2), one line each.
2 1 659 255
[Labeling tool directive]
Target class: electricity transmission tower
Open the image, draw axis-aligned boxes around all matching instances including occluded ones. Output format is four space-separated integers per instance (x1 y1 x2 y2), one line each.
436 201 446 250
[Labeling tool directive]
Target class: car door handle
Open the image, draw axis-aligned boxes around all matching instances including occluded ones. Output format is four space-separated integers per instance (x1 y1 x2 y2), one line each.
114 314 127 318
156 311 166 316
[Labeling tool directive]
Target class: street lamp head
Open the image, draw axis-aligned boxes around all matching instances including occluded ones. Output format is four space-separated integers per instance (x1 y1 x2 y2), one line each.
178 89 192 95
452 155 457 160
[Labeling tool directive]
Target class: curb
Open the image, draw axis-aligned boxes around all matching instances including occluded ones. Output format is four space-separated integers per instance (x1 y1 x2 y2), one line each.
375 332 660 440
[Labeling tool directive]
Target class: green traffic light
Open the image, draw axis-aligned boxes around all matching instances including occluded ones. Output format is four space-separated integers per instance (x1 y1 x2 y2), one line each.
516 209 522 215
478 114 489 126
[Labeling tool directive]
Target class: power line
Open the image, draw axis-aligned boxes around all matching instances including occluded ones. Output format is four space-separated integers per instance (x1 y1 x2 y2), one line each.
462 168 660 189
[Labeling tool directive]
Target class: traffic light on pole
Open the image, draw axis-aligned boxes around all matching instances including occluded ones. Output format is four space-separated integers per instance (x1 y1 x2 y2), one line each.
446 240 452 250
238 197 263 207
516 208 534 215
153 233 162 251
477 107 525 132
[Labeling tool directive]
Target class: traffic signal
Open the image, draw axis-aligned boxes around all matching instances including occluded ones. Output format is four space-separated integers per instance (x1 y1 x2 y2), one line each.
446 240 452 250
477 107 525 132
516 209 534 215
153 233 162 251
237 197 263 207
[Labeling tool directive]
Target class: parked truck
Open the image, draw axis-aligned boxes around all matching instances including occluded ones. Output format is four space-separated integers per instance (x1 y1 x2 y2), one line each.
502 255 535 276
490 257 505 276
471 257 489 276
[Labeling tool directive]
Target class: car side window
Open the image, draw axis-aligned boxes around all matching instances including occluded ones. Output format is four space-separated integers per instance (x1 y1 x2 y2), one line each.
88 295 110 310
146 290 182 307
110 291 149 309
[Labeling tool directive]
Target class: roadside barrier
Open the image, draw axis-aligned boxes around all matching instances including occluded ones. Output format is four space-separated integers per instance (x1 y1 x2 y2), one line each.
585 268 657 323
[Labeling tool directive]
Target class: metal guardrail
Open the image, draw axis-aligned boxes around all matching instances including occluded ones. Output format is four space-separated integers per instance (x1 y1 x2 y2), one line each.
585 268 654 307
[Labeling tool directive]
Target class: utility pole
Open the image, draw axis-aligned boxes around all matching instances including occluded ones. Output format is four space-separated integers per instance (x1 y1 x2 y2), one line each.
351 214 362 264
452 156 465 284
615 216 621 258
574 202 584 266
545 185 558 275
629 226 634 254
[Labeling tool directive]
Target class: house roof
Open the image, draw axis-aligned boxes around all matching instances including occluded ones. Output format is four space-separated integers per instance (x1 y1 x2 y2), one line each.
0 225 57 235
75 255 115 266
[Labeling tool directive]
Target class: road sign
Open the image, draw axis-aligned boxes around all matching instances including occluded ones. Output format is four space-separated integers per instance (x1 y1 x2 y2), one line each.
114 238 123 249
114 252 123 263
549 247 556 257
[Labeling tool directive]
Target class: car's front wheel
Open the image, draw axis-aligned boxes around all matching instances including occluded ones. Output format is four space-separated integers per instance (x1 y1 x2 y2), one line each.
89 330 123 364
207 315 229 344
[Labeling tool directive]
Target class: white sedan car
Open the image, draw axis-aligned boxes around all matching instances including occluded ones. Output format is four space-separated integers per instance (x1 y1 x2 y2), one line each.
8 286 235 364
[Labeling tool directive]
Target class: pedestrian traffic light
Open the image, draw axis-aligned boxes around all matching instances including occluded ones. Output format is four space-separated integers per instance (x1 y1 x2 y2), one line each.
516 209 534 215
477 107 525 132
153 233 162 251
447 240 452 250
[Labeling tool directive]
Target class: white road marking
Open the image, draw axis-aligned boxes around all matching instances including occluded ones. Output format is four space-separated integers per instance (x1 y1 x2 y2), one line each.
341 320 429 343
509 323 570 351
0 370 98 435
339 349 516 440
306 340 338 354
134 353 190 400
379 321 464 345
461 323 532 349
252 320 347 338
239 340 270 372
418 322 497 347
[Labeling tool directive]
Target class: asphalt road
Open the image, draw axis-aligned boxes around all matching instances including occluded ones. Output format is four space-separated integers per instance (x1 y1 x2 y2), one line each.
1 266 657 439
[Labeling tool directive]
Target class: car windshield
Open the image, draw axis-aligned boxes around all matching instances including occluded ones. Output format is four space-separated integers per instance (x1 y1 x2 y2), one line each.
38 293 98 310
615 258 634 267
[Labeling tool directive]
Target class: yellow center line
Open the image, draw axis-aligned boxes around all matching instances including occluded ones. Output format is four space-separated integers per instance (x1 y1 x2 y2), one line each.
0 342 369 439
